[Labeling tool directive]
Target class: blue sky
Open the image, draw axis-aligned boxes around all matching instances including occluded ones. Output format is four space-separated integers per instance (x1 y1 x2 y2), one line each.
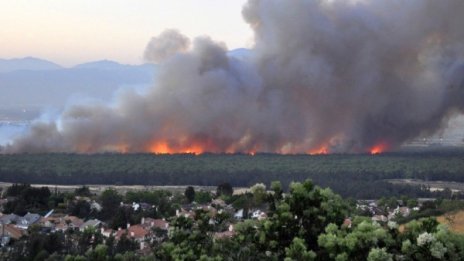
0 0 252 66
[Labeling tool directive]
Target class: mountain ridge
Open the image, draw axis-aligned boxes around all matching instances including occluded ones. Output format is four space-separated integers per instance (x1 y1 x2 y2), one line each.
0 48 251 73
0 57 63 73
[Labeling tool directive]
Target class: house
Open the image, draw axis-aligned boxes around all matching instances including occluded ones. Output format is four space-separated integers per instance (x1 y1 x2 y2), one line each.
0 199 8 212
57 216 84 231
388 206 411 220
176 209 195 219
222 204 236 215
342 218 352 228
0 214 20 225
234 209 244 219
100 228 114 238
115 224 150 249
372 215 388 222
180 204 195 212
74 196 91 201
16 213 41 230
251 210 267 220
196 205 218 218
251 210 260 219
213 224 235 240
213 230 235 240
115 224 149 240
80 219 102 231
1 236 9 247
91 201 102 212
141 217 169 230
39 216 61 229
211 199 226 208
398 207 411 217
139 203 153 211
132 202 140 211
39 215 84 232
0 224 25 241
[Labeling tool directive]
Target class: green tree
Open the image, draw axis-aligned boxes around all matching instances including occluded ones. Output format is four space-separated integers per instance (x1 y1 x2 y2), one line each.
231 179 349 259
85 244 108 261
100 189 122 220
33 250 49 261
284 237 316 261
75 186 92 197
216 183 233 198
6 183 31 197
399 220 464 261
64 255 86 261
115 233 139 254
271 181 283 200
78 228 104 254
110 207 135 230
195 191 212 204
367 248 393 261
114 251 140 261
318 221 393 260
67 200 91 219
185 186 196 203
250 183 266 206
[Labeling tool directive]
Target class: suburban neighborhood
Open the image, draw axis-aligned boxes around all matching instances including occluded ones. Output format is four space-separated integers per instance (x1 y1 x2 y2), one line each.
0 181 461 260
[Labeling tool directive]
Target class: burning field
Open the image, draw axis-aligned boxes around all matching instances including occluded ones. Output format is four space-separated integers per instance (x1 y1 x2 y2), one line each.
2 0 464 154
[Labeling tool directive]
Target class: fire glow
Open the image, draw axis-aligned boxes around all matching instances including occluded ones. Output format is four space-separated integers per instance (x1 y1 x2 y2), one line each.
106 139 393 156
369 143 389 155
308 146 329 155
148 141 204 155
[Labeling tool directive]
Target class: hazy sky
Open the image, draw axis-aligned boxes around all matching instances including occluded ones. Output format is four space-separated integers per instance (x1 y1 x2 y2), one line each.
0 0 252 66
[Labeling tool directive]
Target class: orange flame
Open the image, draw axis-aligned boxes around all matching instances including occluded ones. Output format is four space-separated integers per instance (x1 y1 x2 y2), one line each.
148 141 204 155
369 142 389 155
308 146 329 155
100 136 391 155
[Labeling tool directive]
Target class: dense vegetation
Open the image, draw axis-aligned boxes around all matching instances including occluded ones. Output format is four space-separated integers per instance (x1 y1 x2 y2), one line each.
1 152 464 198
4 180 464 261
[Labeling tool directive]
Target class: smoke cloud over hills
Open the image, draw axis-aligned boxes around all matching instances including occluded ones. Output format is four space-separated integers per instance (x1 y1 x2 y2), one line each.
4 0 464 154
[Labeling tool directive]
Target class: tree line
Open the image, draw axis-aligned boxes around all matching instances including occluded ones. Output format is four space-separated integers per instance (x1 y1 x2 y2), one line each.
1 152 464 198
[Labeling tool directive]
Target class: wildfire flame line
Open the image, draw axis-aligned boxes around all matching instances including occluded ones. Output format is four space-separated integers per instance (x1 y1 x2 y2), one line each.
139 141 391 155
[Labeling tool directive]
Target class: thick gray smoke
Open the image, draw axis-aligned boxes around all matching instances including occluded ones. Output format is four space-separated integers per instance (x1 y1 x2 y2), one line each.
144 29 190 63
4 0 464 154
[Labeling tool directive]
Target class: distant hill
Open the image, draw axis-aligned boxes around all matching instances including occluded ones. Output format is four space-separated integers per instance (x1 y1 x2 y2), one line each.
228 48 252 60
74 60 126 70
0 57 63 73
74 60 154 72
0 59 157 119
0 51 248 120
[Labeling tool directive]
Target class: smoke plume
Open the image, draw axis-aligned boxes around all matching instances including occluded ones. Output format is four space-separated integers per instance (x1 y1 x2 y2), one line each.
4 0 464 154
144 29 190 63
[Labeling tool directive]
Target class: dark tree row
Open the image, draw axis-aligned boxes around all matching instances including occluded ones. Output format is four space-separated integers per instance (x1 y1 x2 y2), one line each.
1 152 464 198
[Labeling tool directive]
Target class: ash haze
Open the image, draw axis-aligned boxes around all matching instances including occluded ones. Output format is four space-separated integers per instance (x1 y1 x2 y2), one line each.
3 0 464 154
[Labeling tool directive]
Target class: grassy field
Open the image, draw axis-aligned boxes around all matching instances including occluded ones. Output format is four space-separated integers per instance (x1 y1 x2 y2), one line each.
437 210 464 234
387 179 464 192
0 182 249 196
